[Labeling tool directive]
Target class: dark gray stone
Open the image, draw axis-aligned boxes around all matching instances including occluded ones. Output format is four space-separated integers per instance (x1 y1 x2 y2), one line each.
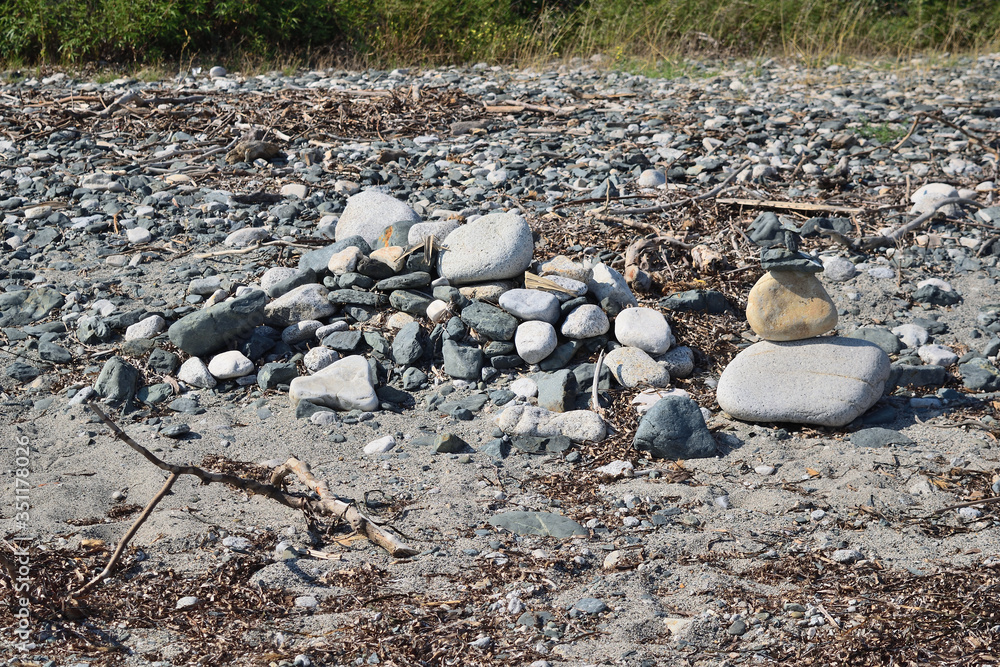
5 362 40 383
460 301 517 341
573 598 608 614
633 396 716 460
511 435 572 454
889 363 948 389
258 362 298 390
481 438 510 459
659 290 730 313
389 290 433 316
959 358 1000 391
375 272 432 291
356 255 396 279
488 511 587 538
848 327 905 355
94 356 139 407
442 340 483 380
137 383 173 405
850 428 914 448
161 423 191 438
77 317 111 344
327 289 382 307
490 389 516 406
534 369 577 413
800 217 853 238
0 286 65 327
760 249 823 272
322 330 363 352
434 433 469 454
438 393 490 415
913 284 961 306
148 348 180 374
401 367 428 390
363 331 391 358
38 341 71 363
167 290 266 356
539 340 582 370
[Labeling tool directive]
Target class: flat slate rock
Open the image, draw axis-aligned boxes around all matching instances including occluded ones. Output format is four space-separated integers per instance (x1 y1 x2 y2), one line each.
717 337 891 427
850 428 915 448
488 511 586 538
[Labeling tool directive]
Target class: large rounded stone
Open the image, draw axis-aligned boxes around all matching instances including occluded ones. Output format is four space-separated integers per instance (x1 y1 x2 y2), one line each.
335 189 420 247
614 307 671 354
288 355 378 411
717 337 891 427
168 290 266 357
745 270 837 341
437 212 533 285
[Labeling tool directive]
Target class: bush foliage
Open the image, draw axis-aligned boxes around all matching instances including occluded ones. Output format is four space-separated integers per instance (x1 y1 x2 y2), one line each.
1 0 998 66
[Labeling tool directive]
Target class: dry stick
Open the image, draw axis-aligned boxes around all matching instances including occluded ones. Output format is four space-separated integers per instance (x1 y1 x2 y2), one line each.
590 349 605 416
86 402 417 559
270 458 418 558
854 197 984 251
596 160 751 216
927 110 1000 162
70 472 178 599
932 495 1000 515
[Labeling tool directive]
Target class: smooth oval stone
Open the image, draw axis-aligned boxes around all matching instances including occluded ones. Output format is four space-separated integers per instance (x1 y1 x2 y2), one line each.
437 212 533 285
335 189 420 247
717 337 891 427
263 283 335 327
561 304 610 339
515 321 558 364
499 289 560 323
745 270 837 341
614 307 671 355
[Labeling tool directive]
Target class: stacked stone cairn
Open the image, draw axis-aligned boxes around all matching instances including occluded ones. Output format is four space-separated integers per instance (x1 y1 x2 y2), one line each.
152 188 716 458
717 242 892 428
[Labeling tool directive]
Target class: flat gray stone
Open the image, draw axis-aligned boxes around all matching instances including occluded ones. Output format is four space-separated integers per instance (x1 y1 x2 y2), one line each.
498 289 560 323
633 396 717 460
850 428 914 448
264 284 335 327
717 337 891 427
848 327 905 355
488 511 586 538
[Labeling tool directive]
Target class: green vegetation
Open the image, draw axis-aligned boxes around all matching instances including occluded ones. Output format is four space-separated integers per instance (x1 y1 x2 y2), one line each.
858 120 909 143
1 0 998 68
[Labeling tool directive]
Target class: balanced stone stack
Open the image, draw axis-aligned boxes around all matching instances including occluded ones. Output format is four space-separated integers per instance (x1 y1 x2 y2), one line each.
717 251 891 427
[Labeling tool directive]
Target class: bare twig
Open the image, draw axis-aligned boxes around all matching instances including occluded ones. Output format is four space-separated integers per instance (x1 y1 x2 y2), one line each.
596 160 751 215
70 472 178 598
85 402 418 564
591 349 605 416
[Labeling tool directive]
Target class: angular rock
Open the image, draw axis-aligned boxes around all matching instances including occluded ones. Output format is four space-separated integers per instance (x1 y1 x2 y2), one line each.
288 355 378 411
604 346 670 388
442 339 483 380
177 357 217 388
264 284 335 327
461 300 518 341
717 337 891 427
746 270 837 341
257 362 298 390
94 356 139 407
849 327 905 354
168 290 266 357
587 263 637 316
633 396 717 460
659 289 729 313
437 212 534 285
534 369 577 413
391 321 425 366
959 358 1000 391
0 287 65 327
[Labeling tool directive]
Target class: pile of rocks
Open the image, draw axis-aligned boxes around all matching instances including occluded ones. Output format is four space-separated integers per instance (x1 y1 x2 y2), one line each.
717 250 892 427
88 187 711 452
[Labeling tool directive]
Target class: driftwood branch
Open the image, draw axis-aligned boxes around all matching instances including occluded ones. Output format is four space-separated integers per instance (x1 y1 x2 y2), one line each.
594 160 751 216
81 400 417 597
716 198 864 215
854 197 984 250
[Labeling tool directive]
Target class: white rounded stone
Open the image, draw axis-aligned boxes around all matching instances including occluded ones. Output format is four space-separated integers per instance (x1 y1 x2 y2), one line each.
260 267 300 292
364 435 396 455
514 321 558 364
614 307 671 355
335 189 420 246
496 405 607 443
208 350 254 379
917 344 958 367
892 323 929 349
224 227 271 247
910 182 960 216
821 256 857 282
510 377 539 398
561 304 610 339
126 227 151 244
124 315 165 341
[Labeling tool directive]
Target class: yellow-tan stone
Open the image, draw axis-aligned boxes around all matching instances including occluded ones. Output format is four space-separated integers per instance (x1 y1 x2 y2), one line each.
746 270 837 341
